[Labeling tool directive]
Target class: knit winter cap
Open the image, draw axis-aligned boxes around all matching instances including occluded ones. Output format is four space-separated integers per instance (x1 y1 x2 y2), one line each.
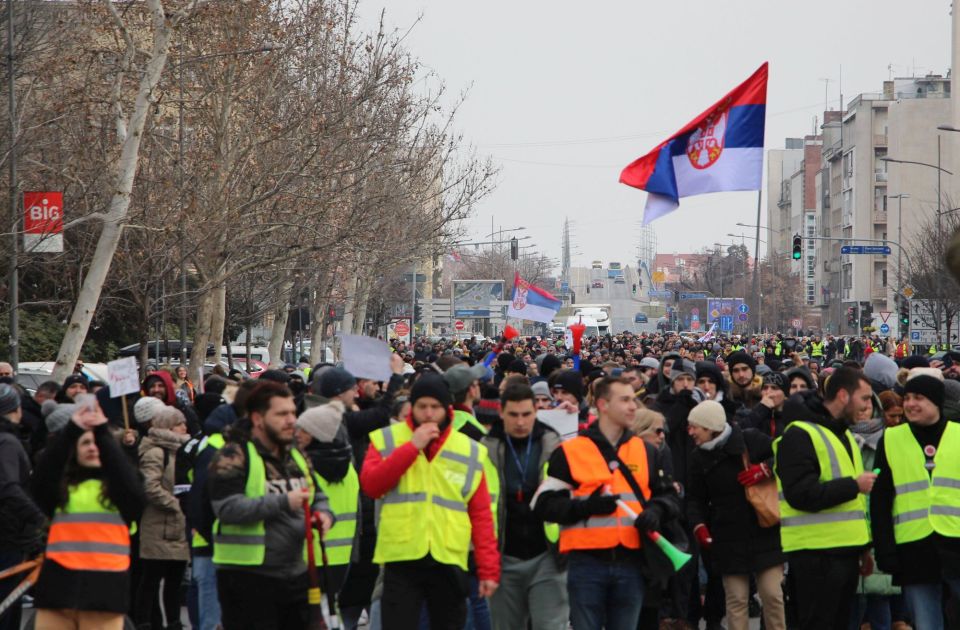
694 361 724 389
901 355 931 370
639 357 660 370
552 369 585 403
903 368 945 409
410 373 453 408
762 372 788 395
61 374 89 393
537 353 562 380
152 405 186 430
42 400 76 433
318 367 356 399
726 351 756 376
443 364 489 395
688 400 727 432
531 381 553 401
296 400 345 443
0 383 20 416
474 398 501 426
668 359 696 384
133 396 166 425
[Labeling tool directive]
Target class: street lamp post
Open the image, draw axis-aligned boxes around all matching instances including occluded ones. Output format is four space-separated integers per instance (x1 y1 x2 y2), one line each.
6 0 17 372
888 193 910 339
880 149 952 341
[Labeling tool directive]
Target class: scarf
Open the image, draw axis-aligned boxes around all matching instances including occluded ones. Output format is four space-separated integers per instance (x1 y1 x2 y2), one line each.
850 417 885 450
699 423 732 452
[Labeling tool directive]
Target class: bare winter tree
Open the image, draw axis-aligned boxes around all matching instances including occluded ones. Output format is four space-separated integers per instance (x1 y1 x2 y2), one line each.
904 200 960 344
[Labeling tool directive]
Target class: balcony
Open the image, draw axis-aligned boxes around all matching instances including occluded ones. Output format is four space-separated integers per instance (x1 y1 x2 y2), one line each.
874 134 888 147
875 171 888 184
872 286 888 300
873 210 888 223
842 212 854 227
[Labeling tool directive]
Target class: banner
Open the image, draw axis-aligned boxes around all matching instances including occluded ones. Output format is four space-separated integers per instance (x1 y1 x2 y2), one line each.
23 191 63 253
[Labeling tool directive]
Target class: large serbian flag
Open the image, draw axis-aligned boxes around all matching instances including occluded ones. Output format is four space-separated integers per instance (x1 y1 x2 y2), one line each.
507 273 562 324
620 62 768 225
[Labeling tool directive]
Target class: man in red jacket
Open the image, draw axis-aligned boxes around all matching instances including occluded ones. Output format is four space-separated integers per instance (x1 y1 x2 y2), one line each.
360 374 499 629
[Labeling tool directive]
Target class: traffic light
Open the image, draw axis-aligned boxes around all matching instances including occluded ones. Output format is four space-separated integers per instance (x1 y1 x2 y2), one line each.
846 306 857 329
413 303 422 323
860 301 873 327
900 302 910 329
510 237 519 261
632 283 637 294
792 234 802 260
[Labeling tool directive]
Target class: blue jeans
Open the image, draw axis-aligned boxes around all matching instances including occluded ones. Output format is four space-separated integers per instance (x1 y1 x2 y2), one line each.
464 574 491 630
849 594 891 630
192 555 221 630
567 552 645 630
902 579 960 630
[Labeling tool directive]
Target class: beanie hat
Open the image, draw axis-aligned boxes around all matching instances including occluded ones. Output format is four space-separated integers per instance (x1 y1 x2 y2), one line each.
410 373 452 408
152 406 186 430
259 369 291 384
669 359 696 383
42 400 76 433
296 400 346 443
318 367 356 399
134 396 166 425
443 364 488 395
726 351 756 376
0 383 20 417
688 400 727 432
901 355 930 370
62 374 89 392
474 398 501 426
903 368 945 409
552 370 585 403
755 363 773 377
694 361 724 389
639 357 660 370
537 353 562 380
762 372 788 395
531 380 553 401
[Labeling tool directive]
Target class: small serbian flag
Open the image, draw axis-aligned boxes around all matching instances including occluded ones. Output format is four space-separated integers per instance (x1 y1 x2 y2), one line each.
699 320 719 343
620 62 768 225
507 273 562 324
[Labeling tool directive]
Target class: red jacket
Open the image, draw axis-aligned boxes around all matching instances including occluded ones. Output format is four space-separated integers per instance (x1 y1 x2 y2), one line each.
360 416 500 582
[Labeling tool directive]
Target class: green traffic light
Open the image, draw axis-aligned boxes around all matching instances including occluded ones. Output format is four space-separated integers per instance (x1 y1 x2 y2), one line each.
792 251 801 260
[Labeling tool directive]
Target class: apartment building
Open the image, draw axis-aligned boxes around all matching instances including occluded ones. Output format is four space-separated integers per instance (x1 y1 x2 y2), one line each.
769 75 952 336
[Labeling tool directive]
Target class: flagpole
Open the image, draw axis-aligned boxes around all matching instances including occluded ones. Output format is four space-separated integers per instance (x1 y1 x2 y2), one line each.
753 190 762 334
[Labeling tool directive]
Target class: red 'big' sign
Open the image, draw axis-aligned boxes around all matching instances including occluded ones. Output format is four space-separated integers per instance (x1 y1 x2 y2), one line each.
23 191 64 253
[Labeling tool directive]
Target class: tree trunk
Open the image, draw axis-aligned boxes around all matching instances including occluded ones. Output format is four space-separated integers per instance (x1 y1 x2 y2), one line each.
209 282 227 364
267 281 293 368
138 293 151 380
189 288 216 385
340 270 359 336
352 277 371 335
309 305 327 365
52 7 175 383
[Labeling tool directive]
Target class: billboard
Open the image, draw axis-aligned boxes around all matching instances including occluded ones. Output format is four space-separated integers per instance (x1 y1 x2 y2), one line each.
453 280 504 318
23 191 63 253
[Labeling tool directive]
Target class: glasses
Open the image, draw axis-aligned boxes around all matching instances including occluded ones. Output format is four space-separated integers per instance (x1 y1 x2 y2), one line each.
654 428 665 435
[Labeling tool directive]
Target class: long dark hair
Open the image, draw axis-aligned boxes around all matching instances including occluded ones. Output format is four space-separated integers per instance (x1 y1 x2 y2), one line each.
56 430 113 511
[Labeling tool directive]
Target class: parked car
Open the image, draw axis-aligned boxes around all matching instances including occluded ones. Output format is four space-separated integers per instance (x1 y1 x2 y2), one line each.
16 362 110 394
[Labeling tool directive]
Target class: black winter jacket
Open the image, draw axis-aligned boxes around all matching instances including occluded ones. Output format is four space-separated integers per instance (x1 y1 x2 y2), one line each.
687 425 784 574
775 391 865 555
870 418 960 584
0 416 45 552
653 386 698 491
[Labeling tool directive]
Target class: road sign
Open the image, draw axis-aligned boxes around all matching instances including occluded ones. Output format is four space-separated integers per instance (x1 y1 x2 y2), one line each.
879 311 891 323
691 320 701 330
648 290 673 299
691 308 700 316
738 313 748 322
652 271 665 283
402 273 427 283
879 323 890 335
791 318 802 329
902 284 915 299
840 245 891 255
680 292 708 300
738 303 749 314
719 315 734 332
394 320 410 337
454 320 465 331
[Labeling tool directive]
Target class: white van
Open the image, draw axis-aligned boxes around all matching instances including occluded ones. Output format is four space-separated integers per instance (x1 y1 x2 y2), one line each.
221 345 270 365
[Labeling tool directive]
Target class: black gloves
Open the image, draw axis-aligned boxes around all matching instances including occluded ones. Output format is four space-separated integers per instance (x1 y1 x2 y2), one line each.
576 486 619 519
634 503 663 533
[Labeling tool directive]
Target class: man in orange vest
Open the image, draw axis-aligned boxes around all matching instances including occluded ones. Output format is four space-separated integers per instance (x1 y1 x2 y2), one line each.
534 376 680 629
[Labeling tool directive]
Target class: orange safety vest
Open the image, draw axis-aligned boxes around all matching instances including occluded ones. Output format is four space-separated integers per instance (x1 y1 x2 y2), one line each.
558 435 650 553
46 479 131 572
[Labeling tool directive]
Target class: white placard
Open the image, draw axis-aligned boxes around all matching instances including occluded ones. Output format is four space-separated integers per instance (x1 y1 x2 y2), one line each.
107 357 140 398
537 408 580 440
341 334 393 382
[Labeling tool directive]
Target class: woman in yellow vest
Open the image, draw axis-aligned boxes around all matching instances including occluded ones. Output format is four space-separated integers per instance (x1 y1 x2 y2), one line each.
870 368 960 630
30 395 145 630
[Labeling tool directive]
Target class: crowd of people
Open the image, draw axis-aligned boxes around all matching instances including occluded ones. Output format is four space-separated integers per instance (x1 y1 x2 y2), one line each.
0 327 959 630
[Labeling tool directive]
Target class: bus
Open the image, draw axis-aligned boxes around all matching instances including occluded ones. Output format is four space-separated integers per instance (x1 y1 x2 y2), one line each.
608 262 622 270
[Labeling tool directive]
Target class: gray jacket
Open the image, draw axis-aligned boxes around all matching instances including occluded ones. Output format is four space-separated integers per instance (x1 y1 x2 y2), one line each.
209 439 332 578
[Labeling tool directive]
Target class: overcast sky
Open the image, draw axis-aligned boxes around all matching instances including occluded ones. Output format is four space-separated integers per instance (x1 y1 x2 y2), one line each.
358 1 951 269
